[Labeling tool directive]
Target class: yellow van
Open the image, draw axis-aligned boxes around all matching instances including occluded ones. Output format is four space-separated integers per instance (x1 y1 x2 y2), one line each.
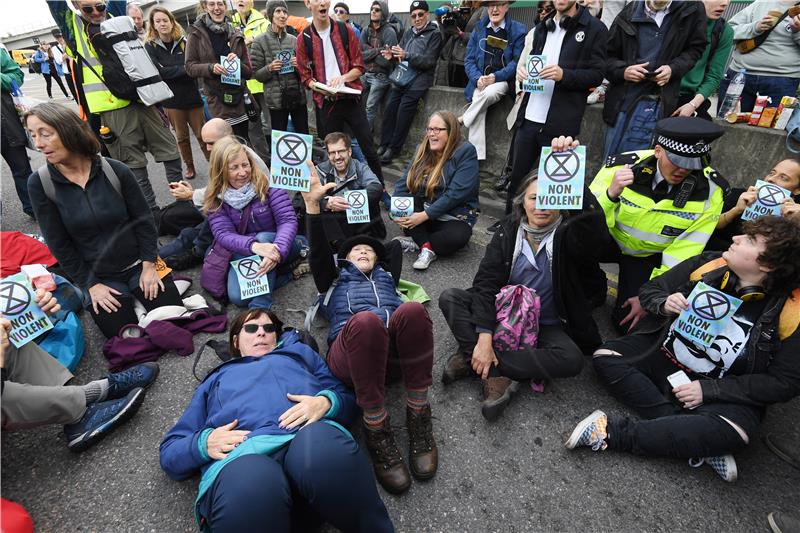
11 49 36 67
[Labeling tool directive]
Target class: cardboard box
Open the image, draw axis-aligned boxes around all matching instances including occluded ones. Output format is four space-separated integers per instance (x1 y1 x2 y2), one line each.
758 107 778 128
748 95 770 126
775 108 795 130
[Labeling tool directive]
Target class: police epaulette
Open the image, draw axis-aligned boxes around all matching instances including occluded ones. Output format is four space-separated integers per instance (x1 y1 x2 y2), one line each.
604 152 640 168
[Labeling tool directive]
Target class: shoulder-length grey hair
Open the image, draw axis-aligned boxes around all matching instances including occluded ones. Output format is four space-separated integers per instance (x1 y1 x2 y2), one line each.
23 102 101 159
511 171 539 226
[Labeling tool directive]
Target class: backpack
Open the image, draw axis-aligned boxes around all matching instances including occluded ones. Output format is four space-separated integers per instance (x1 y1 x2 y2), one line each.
492 284 540 352
302 20 350 73
37 158 121 202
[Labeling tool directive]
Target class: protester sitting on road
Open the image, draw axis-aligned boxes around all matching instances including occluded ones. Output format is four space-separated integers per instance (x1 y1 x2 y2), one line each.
185 0 254 143
250 0 310 135
567 216 800 483
377 0 443 165
203 137 300 309
589 117 726 335
303 167 438 495
439 136 605 421
709 157 800 251
145 6 210 180
1 290 158 452
314 132 386 248
26 103 183 339
48 0 183 213
392 111 480 271
361 1 400 131
159 308 394 532
0 48 34 219
718 0 800 114
673 0 734 121
460 1 525 161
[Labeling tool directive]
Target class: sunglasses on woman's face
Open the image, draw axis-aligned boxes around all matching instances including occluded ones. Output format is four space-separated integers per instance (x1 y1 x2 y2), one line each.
81 3 107 14
243 323 277 334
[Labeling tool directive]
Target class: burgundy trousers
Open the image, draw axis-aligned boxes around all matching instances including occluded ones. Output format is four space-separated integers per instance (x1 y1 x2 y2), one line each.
327 302 434 410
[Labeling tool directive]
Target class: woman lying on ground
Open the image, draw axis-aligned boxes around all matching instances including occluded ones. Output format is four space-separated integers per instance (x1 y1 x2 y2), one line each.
160 308 394 532
566 216 800 483
303 163 438 495
439 136 605 421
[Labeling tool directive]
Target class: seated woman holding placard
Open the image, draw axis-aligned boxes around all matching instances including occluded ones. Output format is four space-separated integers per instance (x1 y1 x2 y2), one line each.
566 216 800 483
303 165 438 496
439 136 605 421
392 110 480 271
202 137 302 309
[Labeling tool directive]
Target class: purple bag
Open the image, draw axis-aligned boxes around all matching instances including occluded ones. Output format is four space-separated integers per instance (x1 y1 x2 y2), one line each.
493 284 540 352
200 203 253 299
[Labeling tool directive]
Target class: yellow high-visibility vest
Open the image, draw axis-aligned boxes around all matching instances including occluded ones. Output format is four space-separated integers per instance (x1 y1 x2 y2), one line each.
590 150 724 279
231 9 269 95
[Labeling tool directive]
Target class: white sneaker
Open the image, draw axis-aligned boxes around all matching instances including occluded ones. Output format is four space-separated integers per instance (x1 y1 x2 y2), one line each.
688 454 738 483
413 248 437 270
393 236 419 254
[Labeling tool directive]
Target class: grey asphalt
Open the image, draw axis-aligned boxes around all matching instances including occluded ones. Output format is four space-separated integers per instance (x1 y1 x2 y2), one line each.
1 74 798 533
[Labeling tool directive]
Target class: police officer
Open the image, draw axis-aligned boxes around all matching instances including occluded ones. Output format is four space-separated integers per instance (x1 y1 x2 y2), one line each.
589 116 727 333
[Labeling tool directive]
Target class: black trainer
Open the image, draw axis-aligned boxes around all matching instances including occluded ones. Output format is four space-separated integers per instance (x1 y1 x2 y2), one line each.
64 388 146 452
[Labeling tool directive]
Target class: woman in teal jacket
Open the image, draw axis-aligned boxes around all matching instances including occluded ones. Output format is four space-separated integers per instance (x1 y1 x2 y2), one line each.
160 308 393 532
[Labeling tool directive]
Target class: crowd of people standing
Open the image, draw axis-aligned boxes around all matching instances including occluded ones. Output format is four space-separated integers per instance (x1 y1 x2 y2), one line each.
2 0 800 531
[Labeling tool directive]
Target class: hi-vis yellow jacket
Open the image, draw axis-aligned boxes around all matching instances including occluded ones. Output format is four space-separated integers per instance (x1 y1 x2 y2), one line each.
590 150 725 280
231 9 269 95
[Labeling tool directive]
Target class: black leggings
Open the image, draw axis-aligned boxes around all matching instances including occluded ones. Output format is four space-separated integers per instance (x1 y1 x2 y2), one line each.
231 120 251 146
405 219 472 257
43 73 69 99
438 288 585 381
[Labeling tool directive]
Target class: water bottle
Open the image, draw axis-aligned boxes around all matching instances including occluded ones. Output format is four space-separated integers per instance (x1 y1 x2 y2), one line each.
717 69 746 119
99 125 117 145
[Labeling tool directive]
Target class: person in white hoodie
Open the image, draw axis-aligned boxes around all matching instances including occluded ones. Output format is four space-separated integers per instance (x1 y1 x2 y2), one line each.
717 0 800 113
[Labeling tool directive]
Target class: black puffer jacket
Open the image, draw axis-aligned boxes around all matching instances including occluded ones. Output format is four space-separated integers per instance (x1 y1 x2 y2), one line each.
603 0 707 124
145 36 202 109
466 186 605 352
639 252 800 407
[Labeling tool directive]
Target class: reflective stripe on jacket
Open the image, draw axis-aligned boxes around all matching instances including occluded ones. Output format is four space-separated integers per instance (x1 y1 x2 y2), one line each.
590 150 724 279
72 14 130 113
231 9 269 94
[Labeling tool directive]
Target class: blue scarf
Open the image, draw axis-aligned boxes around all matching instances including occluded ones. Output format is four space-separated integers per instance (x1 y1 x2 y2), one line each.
223 182 258 210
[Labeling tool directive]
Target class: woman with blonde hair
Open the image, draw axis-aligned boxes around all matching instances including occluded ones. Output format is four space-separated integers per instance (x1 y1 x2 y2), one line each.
392 110 480 270
202 137 300 308
145 6 209 180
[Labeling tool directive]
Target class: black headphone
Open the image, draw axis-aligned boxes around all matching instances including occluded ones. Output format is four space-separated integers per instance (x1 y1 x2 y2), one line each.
544 5 582 32
718 270 766 302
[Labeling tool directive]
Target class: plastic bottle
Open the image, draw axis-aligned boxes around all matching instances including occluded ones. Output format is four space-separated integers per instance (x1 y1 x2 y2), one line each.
717 69 746 119
99 125 117 145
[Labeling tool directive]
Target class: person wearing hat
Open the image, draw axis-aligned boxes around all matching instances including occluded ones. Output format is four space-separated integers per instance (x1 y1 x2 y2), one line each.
332 2 362 37
302 163 438 495
377 0 443 164
588 116 728 334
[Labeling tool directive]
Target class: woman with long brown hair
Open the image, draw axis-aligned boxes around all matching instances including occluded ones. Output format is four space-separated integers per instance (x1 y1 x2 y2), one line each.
392 110 480 270
145 6 209 180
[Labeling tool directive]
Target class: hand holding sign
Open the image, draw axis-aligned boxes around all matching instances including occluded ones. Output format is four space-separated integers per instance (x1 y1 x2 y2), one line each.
674 282 743 348
345 189 371 224
0 274 54 348
741 180 791 221
390 196 414 219
220 54 241 85
231 255 271 301
271 131 314 192
275 50 295 74
536 145 586 209
522 54 546 93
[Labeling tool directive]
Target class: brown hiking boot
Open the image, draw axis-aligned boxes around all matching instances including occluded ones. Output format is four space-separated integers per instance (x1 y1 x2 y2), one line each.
481 377 519 421
406 405 438 480
362 418 411 494
441 352 472 384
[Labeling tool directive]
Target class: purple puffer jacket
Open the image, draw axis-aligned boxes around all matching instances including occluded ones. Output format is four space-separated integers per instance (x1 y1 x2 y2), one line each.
207 188 298 259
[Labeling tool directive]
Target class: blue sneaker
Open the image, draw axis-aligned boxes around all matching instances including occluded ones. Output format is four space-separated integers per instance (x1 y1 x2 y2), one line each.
106 363 159 401
65 388 146 452
688 454 737 482
565 410 608 451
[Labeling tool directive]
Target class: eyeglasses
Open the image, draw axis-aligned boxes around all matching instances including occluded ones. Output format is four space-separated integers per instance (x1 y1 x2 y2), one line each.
537 5 553 13
487 2 509 9
410 11 427 19
371 6 382 12
81 3 107 14
327 148 349 157
334 8 348 15
242 323 277 334
426 127 447 135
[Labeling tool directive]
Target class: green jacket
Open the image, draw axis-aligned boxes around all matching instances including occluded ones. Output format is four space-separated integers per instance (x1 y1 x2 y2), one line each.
590 151 725 280
679 19 734 99
1 48 24 92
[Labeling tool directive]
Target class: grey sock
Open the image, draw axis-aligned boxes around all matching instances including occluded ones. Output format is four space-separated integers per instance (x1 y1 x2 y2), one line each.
83 379 109 404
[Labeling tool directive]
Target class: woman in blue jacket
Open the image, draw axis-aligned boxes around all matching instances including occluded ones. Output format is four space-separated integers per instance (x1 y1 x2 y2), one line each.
392 110 480 270
33 44 70 99
160 308 394 532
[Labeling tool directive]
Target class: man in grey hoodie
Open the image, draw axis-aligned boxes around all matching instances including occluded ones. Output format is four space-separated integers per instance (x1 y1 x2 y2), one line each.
378 0 443 164
361 1 400 130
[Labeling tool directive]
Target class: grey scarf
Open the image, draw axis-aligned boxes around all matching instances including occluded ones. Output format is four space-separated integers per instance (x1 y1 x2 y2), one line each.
521 215 563 248
223 182 257 210
200 13 231 35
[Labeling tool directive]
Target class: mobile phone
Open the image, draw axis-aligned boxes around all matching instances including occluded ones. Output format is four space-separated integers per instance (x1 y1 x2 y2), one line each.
486 35 508 50
331 176 357 196
667 370 691 389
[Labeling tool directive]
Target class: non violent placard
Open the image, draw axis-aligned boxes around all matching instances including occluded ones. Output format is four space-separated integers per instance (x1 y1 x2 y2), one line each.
522 54 546 93
270 130 313 192
230 255 270 301
390 196 414 218
345 189 370 224
536 146 586 209
220 55 241 85
276 49 295 74
741 179 791 221
674 282 742 348
0 273 53 348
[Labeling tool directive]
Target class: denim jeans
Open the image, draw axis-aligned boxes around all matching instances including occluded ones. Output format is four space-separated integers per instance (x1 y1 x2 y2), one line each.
379 86 428 152
158 220 213 259
0 138 33 216
226 232 303 310
717 69 800 113
364 72 391 130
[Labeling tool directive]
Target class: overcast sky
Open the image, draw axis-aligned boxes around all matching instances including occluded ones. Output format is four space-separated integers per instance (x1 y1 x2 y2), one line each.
1 0 416 39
